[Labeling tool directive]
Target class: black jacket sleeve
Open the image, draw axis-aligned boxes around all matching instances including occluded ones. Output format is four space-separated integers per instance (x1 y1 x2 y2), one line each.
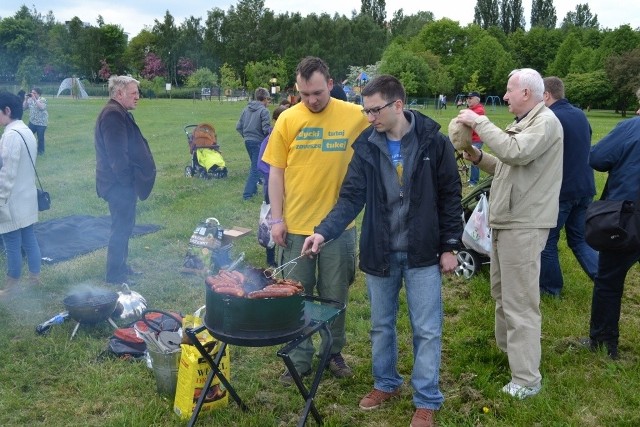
435 134 463 253
314 149 368 241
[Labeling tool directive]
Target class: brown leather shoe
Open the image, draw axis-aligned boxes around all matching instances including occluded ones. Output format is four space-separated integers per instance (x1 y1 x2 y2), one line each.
358 388 400 410
411 408 435 427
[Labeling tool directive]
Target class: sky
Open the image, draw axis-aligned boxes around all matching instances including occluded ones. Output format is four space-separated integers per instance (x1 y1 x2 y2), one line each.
2 0 638 38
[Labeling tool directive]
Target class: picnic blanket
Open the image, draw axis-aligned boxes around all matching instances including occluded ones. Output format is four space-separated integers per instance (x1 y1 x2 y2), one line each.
31 215 161 264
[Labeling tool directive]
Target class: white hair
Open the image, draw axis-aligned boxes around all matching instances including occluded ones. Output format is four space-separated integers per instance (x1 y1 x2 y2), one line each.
108 75 139 98
509 68 544 102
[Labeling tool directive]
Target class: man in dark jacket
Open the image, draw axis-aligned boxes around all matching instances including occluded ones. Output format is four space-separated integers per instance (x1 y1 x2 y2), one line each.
540 76 598 296
583 88 640 359
302 75 462 427
95 75 156 285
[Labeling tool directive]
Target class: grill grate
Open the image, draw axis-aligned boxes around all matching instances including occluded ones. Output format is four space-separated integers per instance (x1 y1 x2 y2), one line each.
64 291 118 308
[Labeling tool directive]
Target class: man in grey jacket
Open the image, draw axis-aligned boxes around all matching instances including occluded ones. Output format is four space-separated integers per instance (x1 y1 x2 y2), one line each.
457 68 563 399
236 87 271 200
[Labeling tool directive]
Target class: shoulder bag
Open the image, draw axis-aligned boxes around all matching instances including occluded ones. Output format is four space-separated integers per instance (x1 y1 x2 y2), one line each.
585 180 639 252
13 130 51 211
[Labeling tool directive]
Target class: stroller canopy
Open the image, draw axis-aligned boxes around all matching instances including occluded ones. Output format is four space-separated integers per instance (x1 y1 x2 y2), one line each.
191 123 218 149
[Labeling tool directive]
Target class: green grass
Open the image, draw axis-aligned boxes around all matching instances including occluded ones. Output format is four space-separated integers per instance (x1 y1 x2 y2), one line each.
1 98 638 426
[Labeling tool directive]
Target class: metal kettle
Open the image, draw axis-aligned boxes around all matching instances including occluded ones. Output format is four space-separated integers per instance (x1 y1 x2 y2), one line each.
112 284 147 320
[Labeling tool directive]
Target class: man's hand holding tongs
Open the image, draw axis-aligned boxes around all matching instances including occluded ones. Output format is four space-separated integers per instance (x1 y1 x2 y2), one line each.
302 233 327 257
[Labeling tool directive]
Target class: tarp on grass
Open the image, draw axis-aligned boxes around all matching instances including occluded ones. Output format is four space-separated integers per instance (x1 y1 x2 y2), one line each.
32 215 161 264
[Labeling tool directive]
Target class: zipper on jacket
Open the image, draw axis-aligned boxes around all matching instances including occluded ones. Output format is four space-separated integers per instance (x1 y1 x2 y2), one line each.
399 189 404 205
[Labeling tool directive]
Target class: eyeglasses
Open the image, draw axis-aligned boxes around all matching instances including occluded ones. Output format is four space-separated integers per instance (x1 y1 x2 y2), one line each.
362 100 396 117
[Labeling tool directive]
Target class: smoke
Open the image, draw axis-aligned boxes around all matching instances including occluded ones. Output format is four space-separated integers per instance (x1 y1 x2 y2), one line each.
0 279 59 325
64 282 118 305
0 280 116 326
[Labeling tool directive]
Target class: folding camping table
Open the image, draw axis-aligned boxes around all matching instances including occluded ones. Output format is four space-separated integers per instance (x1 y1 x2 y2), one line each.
185 295 344 427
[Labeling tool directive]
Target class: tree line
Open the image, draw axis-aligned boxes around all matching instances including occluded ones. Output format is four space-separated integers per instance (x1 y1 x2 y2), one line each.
1 1 639 113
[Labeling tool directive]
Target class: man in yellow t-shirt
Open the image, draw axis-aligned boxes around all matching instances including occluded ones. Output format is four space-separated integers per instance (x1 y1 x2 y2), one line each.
263 56 370 385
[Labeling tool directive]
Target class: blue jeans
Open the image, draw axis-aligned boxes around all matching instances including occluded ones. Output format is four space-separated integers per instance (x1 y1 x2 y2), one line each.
28 122 47 154
469 142 483 184
540 196 599 296
366 252 444 409
2 224 41 279
242 140 261 200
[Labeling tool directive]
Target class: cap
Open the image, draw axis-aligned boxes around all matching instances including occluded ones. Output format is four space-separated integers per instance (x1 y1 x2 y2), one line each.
448 118 472 151
468 92 481 98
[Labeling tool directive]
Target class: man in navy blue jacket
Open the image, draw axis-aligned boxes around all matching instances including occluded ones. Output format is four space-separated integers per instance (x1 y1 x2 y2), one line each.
584 89 640 359
539 76 598 296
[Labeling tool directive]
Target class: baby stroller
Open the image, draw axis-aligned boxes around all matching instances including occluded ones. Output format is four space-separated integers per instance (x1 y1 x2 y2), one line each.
455 176 493 279
184 123 228 179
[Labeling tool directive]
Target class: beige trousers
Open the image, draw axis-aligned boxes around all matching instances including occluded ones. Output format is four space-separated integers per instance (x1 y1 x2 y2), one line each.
491 228 549 387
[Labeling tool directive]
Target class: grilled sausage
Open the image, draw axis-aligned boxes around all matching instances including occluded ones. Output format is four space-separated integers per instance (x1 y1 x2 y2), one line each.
219 270 242 286
206 274 240 291
212 278 241 290
217 270 233 281
275 278 304 291
229 270 245 284
264 284 302 294
205 275 218 288
248 288 296 298
207 275 231 286
214 286 245 297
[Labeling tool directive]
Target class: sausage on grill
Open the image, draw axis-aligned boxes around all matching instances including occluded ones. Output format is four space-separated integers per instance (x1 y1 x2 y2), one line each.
248 288 296 298
207 276 238 290
219 270 242 285
264 284 302 294
229 270 245 284
275 278 304 291
214 286 245 297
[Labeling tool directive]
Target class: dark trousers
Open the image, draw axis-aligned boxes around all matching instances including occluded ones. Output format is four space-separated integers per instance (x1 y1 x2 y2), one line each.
589 247 640 354
105 185 137 283
28 122 47 154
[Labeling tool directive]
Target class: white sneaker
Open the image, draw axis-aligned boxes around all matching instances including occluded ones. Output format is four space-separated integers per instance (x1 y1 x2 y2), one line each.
501 381 541 399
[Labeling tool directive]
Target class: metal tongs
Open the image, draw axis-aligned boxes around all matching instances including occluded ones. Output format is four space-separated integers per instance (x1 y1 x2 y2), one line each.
265 239 333 279
226 252 245 271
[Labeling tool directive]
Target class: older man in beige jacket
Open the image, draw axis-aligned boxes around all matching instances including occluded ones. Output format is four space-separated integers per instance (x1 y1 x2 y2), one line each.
456 68 563 399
